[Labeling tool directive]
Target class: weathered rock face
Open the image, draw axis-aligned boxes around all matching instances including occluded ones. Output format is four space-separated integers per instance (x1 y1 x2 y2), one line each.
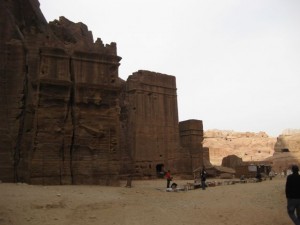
123 71 206 178
0 0 122 184
179 120 206 173
0 0 206 184
204 130 276 166
274 130 300 153
125 70 181 177
267 130 300 172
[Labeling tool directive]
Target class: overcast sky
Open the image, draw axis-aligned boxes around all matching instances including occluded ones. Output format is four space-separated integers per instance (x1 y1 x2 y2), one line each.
39 0 300 137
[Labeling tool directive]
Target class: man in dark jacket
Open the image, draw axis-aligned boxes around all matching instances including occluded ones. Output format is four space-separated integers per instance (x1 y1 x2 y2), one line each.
285 165 300 225
200 167 207 190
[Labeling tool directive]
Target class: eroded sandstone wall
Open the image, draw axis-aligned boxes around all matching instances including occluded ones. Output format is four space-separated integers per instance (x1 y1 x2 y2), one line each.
0 0 48 182
1 0 207 184
179 120 205 172
125 70 182 177
0 42 26 182
268 131 300 172
274 131 300 153
0 0 123 184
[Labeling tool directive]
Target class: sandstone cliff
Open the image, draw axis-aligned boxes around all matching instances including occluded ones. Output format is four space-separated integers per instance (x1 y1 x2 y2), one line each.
274 129 300 153
0 0 206 184
203 130 276 165
267 130 300 172
0 0 123 184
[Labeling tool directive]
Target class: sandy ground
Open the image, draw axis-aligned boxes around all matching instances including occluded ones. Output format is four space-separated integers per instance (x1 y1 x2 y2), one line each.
0 177 292 225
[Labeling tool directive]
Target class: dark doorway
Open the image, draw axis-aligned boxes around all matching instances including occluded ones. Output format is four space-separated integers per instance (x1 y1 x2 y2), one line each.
156 164 164 178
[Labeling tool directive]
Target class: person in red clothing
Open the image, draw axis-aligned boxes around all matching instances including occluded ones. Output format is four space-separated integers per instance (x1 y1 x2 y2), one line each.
165 170 172 188
285 165 300 225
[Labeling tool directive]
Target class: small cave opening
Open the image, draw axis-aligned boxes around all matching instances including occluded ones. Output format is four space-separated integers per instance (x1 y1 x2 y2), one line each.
281 148 289 153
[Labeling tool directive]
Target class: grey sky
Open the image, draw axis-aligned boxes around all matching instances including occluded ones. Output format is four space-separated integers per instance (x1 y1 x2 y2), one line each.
39 0 300 137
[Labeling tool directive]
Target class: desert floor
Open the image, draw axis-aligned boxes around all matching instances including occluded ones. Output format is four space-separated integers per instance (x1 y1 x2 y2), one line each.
0 177 293 225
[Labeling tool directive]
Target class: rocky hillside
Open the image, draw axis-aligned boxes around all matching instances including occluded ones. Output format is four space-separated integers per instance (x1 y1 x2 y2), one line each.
274 129 300 153
203 130 276 165
267 130 300 172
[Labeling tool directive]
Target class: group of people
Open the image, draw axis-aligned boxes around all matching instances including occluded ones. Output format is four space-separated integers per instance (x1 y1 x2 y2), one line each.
165 164 300 224
165 167 207 190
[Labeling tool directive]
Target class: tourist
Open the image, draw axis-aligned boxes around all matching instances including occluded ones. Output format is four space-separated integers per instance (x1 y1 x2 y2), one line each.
285 165 300 225
200 167 207 190
256 171 262 182
240 175 245 181
165 170 172 188
269 170 275 180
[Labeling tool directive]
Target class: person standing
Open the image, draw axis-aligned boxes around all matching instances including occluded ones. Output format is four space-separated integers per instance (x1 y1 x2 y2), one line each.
269 170 275 180
200 167 207 190
165 170 172 188
285 165 300 225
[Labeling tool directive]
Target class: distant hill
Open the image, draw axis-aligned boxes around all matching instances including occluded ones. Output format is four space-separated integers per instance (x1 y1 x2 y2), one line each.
204 129 300 173
203 130 276 165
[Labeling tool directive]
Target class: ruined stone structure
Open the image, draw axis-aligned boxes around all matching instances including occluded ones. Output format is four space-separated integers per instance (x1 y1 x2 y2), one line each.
179 120 207 171
125 71 179 177
0 0 206 184
222 155 243 169
121 71 205 178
